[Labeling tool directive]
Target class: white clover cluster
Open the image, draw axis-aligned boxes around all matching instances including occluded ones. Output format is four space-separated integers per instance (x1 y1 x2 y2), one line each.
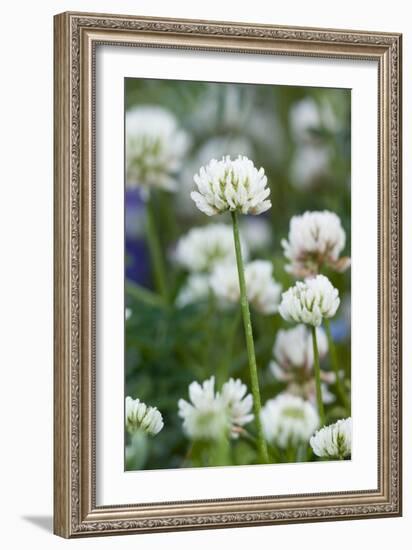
178 376 253 441
260 394 319 449
282 210 351 277
126 106 190 195
191 156 271 216
175 273 211 308
279 274 340 327
174 223 248 273
210 260 282 315
125 396 164 436
270 325 336 405
310 417 352 459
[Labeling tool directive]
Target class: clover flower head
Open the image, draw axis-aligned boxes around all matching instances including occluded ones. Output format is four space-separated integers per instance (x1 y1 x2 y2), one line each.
310 417 352 459
125 396 164 436
174 223 248 273
270 325 328 380
176 136 254 216
269 324 335 404
126 106 190 195
178 376 253 441
210 260 282 315
260 393 319 449
191 155 271 216
178 377 226 441
220 378 254 438
279 274 340 327
175 273 210 308
282 210 350 277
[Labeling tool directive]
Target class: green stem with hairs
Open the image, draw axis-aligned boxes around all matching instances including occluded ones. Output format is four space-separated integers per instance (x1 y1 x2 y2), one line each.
231 211 269 464
311 325 326 426
145 193 169 304
324 319 350 412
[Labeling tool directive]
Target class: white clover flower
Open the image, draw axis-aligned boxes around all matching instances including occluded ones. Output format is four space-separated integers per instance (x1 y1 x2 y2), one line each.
261 394 319 449
210 260 282 315
125 307 132 321
220 378 254 438
125 396 164 436
310 417 352 459
240 216 273 253
178 377 227 441
279 274 340 327
126 106 190 195
269 325 335 403
174 223 248 273
176 137 254 217
175 273 210 308
178 376 253 441
271 325 328 376
191 156 271 216
282 210 351 277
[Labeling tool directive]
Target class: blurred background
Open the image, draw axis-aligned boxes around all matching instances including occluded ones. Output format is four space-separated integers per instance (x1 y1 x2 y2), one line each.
124 78 351 470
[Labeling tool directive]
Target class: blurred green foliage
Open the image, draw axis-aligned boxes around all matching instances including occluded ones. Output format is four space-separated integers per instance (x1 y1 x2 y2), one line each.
125 78 351 470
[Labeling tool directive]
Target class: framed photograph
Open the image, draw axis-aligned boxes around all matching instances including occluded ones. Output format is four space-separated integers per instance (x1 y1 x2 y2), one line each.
53 11 402 537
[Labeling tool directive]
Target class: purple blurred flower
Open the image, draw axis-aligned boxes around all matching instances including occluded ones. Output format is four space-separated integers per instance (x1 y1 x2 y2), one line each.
125 189 150 286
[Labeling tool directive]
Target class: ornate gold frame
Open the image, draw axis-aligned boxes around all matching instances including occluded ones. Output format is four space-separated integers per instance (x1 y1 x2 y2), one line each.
53 11 402 538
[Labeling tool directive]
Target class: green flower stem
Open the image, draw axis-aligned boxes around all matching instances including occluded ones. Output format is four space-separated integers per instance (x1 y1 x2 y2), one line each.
200 292 217 373
231 211 269 464
324 319 350 412
217 308 241 388
311 325 326 426
145 193 169 304
210 435 231 467
296 444 307 463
